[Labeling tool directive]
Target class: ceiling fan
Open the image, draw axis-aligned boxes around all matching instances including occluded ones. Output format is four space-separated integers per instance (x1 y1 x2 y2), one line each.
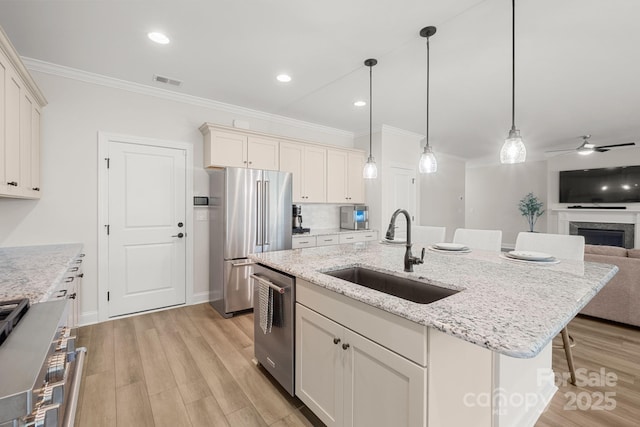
545 135 636 156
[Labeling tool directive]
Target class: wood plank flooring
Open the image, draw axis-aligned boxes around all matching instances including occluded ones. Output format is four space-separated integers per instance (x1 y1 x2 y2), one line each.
74 304 639 426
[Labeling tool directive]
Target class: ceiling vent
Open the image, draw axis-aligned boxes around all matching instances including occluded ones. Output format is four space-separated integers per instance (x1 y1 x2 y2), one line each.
152 74 182 86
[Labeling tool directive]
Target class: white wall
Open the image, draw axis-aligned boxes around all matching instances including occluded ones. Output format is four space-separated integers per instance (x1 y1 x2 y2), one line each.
0 68 354 324
420 153 466 242
465 160 548 248
546 146 640 233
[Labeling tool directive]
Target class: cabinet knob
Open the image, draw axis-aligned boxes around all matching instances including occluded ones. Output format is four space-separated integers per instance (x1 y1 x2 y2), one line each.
32 187 40 191
243 161 247 164
333 338 341 345
342 343 350 350
7 181 18 186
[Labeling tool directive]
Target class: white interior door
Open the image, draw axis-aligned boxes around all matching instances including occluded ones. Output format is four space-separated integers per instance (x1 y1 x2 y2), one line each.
386 166 416 239
107 141 186 317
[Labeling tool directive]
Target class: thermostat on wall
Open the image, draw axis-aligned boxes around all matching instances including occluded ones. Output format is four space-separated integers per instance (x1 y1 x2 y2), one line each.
193 196 209 206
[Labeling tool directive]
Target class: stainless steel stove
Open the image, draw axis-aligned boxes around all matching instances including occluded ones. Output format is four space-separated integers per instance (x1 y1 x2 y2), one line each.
0 255 86 427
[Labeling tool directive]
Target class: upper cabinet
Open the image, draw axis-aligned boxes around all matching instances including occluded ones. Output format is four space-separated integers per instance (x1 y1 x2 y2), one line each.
327 149 365 204
200 123 279 170
0 26 47 199
199 123 366 205
280 141 326 203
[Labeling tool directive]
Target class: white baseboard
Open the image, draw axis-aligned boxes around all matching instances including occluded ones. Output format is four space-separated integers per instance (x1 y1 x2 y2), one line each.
515 381 558 427
78 310 99 327
190 291 211 305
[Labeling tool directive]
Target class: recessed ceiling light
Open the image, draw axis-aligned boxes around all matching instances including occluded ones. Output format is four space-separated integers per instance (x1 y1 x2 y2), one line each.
354 100 366 107
148 32 170 44
276 74 292 83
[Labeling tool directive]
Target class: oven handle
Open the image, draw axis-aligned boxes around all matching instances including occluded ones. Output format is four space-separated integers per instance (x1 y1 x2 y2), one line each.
62 347 87 427
250 274 286 294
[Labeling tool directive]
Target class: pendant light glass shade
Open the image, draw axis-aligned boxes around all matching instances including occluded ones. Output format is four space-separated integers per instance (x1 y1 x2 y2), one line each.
363 58 378 179
363 156 378 178
419 26 437 174
418 141 437 173
500 0 526 164
500 128 526 164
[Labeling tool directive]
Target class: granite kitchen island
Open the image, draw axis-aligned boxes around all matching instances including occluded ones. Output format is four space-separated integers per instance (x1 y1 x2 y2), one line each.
249 241 618 427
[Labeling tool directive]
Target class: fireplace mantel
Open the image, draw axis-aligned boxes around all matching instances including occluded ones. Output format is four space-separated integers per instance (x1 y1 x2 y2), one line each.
552 206 640 248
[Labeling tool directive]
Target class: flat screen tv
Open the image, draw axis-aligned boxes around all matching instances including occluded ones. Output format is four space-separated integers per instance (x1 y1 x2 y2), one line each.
559 165 640 203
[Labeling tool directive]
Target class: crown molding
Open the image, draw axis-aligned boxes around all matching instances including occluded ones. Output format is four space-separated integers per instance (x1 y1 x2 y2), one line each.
22 57 354 139
380 124 424 139
0 30 47 106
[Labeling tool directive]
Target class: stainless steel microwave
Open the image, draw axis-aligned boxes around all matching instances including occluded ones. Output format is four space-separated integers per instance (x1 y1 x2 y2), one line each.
340 205 369 230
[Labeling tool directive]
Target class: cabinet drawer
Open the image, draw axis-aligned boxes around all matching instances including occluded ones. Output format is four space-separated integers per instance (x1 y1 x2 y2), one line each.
315 235 339 247
339 231 377 244
292 236 317 249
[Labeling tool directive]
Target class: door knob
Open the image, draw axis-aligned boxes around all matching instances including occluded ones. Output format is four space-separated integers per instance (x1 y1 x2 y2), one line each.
172 233 185 238
177 222 184 227
342 343 350 350
333 338 341 345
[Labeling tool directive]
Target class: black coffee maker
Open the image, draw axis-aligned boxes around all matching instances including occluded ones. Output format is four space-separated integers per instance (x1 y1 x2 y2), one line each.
292 205 309 234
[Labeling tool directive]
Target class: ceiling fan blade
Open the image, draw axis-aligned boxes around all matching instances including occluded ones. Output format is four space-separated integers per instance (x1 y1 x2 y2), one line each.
544 148 577 153
594 142 636 149
595 148 610 152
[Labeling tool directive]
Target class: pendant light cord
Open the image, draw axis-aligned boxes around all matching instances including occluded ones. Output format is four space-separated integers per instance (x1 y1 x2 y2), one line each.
426 35 430 149
369 63 373 156
511 0 516 130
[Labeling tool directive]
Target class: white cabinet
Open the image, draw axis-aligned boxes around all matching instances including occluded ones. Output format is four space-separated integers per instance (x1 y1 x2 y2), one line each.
0 27 46 199
292 235 317 249
279 141 326 203
200 124 279 170
338 231 377 244
327 149 365 204
296 303 426 427
316 234 340 246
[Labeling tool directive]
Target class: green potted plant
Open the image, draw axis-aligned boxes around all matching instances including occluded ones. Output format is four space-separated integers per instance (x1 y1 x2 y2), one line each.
518 193 545 232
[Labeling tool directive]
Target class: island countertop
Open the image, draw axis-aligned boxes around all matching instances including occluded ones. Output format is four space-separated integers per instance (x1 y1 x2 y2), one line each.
249 242 618 358
0 244 84 303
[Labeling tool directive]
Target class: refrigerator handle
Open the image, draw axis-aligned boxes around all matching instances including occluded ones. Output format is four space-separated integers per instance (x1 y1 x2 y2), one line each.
264 180 270 246
256 180 263 246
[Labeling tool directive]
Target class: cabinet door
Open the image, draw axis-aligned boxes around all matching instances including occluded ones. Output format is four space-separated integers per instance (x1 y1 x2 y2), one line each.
303 145 327 203
296 304 344 427
327 149 348 203
206 130 247 168
20 90 33 193
30 106 41 193
279 141 304 202
343 328 427 427
5 67 21 192
248 136 279 170
347 152 366 203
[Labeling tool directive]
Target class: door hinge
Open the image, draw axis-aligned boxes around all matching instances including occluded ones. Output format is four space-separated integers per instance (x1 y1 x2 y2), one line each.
105 157 110 168
107 291 110 301
412 178 415 184
105 224 110 235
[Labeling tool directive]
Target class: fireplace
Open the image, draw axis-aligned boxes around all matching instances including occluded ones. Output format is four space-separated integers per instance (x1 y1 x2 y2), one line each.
554 207 640 249
569 221 635 248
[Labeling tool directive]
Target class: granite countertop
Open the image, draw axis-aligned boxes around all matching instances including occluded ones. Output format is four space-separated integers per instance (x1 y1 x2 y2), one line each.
249 242 618 358
0 244 84 303
294 228 378 237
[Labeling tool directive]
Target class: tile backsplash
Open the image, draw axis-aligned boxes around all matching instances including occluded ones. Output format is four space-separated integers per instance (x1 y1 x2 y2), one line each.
298 204 344 230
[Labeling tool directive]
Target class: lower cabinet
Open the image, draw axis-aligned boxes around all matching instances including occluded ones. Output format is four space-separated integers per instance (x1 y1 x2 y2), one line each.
296 303 426 427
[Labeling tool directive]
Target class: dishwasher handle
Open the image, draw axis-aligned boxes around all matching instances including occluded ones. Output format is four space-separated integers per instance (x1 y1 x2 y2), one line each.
250 274 286 294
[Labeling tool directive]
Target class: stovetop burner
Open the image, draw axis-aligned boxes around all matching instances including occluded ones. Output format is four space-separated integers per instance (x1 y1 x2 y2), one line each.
0 298 30 346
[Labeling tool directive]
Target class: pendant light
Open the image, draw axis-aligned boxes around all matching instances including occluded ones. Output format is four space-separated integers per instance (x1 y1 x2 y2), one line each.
363 58 378 179
500 0 527 164
418 26 438 174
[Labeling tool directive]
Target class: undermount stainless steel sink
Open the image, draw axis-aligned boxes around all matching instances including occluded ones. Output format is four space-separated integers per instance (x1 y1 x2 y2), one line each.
323 266 459 304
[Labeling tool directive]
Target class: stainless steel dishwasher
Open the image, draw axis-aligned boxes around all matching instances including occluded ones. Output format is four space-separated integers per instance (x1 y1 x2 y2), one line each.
251 263 295 396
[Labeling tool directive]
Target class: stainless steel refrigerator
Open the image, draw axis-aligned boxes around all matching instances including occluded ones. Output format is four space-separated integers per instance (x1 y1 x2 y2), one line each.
208 167 292 317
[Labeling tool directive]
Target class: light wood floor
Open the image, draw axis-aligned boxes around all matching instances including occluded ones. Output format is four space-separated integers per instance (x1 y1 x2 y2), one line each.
74 304 639 427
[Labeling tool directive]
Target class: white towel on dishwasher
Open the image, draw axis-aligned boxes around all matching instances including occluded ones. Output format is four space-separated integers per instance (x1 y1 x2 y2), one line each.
258 281 273 334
